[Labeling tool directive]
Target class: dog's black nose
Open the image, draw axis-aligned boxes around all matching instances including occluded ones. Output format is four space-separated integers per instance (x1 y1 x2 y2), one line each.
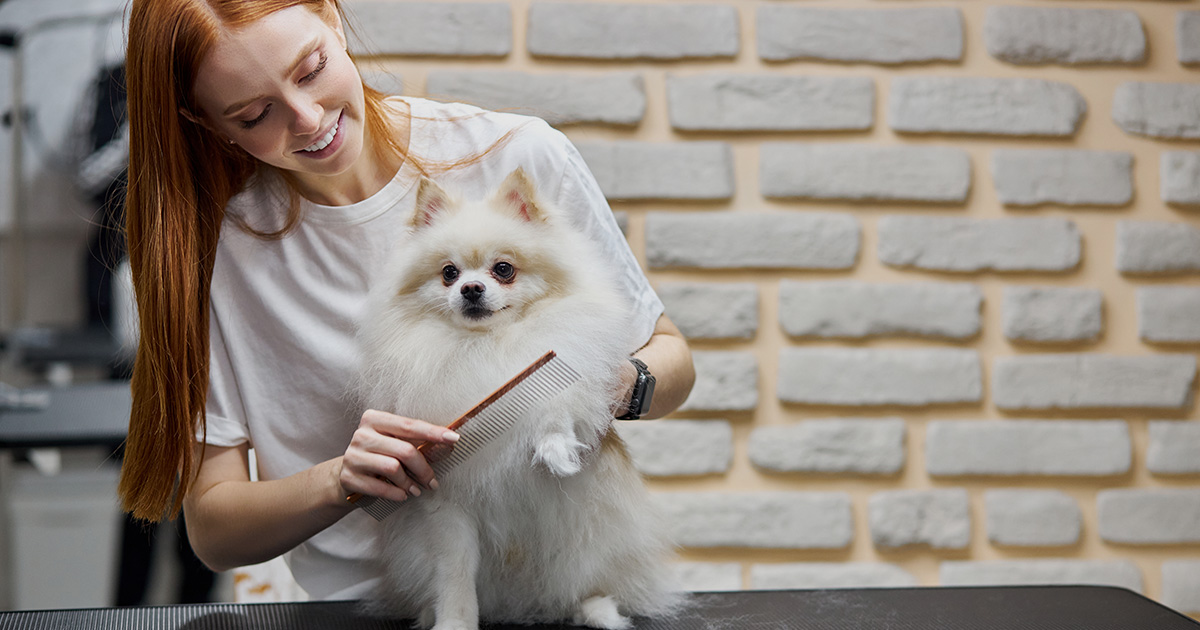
461 282 486 300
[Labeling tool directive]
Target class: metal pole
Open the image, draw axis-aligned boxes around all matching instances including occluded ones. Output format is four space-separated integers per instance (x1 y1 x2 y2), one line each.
1 11 123 339
7 34 26 339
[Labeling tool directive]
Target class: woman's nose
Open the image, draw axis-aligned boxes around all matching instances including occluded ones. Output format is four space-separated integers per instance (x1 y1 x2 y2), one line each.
289 97 322 136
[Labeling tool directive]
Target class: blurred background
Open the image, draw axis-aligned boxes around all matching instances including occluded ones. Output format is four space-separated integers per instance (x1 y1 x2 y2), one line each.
0 0 1197 620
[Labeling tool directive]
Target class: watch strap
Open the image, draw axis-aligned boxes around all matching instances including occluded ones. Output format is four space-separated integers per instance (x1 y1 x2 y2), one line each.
617 357 655 420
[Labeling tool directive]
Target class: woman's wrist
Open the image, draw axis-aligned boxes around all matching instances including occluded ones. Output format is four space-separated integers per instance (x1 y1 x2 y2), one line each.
315 457 358 516
613 357 639 417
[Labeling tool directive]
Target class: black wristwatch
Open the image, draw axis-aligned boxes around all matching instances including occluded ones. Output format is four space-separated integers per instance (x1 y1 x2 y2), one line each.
617 358 655 420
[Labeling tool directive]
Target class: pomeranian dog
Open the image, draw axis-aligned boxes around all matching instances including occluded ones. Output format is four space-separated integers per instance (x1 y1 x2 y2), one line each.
355 168 680 630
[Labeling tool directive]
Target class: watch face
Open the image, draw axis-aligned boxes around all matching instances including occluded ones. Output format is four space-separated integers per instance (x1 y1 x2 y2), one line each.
637 374 656 416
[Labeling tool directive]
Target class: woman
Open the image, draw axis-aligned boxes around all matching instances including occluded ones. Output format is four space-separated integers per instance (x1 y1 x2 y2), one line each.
118 0 694 600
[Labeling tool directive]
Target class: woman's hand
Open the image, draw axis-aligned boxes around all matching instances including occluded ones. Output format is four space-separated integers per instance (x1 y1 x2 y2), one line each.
340 409 460 503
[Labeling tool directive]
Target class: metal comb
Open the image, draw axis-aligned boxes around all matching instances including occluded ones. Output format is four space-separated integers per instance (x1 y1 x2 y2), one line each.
352 350 581 521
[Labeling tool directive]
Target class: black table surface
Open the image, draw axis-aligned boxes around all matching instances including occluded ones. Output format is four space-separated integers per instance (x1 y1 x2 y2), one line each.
0 586 1195 630
0 381 129 448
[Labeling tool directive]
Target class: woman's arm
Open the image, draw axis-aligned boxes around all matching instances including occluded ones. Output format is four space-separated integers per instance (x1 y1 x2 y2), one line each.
618 314 695 420
183 410 458 572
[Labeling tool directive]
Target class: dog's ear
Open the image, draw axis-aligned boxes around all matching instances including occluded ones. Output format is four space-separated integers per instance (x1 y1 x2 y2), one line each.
411 177 452 228
496 168 547 223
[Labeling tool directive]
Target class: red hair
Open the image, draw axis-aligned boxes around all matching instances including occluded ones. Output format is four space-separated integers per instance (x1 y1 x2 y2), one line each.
120 0 406 521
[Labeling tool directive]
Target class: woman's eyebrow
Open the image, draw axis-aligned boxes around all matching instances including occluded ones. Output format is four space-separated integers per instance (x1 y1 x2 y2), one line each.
221 36 322 116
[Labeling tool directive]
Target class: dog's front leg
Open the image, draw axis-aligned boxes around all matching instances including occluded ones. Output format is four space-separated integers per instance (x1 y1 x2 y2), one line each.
428 504 481 630
532 394 591 477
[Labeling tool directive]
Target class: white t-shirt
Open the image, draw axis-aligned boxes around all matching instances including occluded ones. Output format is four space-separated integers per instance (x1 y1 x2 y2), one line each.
203 98 663 600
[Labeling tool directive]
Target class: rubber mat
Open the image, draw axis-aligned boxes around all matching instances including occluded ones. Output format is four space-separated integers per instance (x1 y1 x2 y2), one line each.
0 586 1195 630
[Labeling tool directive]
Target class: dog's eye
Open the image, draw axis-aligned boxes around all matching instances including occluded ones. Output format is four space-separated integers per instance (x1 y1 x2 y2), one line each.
442 264 459 284
492 262 514 280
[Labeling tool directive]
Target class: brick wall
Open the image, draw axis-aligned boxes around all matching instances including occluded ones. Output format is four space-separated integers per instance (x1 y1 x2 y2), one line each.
347 0 1200 614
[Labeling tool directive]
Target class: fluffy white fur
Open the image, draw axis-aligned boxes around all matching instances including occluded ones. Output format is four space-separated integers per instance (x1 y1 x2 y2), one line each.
355 169 680 629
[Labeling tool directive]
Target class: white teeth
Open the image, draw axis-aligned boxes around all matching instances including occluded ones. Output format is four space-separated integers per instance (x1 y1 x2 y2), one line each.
302 117 339 152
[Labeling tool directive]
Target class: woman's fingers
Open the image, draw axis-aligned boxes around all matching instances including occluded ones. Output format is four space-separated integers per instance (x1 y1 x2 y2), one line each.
341 449 420 500
360 409 461 445
346 410 460 497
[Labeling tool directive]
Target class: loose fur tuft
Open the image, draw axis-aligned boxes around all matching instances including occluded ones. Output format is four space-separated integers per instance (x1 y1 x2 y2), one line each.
355 169 682 629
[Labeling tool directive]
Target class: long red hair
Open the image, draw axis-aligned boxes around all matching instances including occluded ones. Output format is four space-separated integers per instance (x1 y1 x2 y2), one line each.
120 0 405 521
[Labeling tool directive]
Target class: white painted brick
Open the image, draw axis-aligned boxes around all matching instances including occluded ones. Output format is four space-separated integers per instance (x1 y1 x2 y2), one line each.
575 142 734 201
528 3 738 60
1098 489 1200 545
940 560 1143 593
673 562 742 592
667 75 874 132
992 150 1133 206
778 348 982 406
679 351 758 413
868 489 971 549
1163 560 1200 614
878 217 1082 272
993 354 1196 410
1162 151 1200 206
657 492 854 549
657 282 758 340
426 71 645 126
761 144 970 203
614 420 733 478
1113 82 1200 139
985 7 1145 65
646 212 860 271
890 77 1086 137
1003 286 1103 343
985 490 1081 547
926 420 1131 477
757 7 962 64
750 563 917 590
1180 12 1200 65
346 2 511 57
1117 221 1200 274
1138 286 1200 342
1148 421 1200 475
748 418 906 475
779 281 982 340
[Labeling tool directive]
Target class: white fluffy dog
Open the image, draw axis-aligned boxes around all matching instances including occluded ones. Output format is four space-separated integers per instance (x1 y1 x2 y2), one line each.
355 168 679 630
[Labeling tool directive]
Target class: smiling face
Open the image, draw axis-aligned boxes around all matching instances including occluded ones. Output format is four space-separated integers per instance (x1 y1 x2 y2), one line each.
190 4 368 194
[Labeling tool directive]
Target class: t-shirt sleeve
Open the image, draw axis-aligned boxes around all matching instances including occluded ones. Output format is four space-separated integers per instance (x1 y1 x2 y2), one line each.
548 130 664 349
203 305 251 447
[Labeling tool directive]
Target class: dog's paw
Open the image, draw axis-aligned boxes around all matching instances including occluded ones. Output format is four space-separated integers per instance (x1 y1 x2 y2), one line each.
533 433 584 477
573 596 631 630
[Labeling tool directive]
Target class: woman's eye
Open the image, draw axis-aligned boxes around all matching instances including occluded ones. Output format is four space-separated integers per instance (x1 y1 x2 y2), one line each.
442 265 459 284
492 262 514 279
240 105 271 129
301 53 327 83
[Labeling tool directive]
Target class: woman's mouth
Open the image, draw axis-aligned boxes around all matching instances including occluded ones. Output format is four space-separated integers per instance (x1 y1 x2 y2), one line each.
297 111 344 158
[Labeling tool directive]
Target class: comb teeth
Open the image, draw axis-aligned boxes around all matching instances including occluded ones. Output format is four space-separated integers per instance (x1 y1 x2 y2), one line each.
358 353 581 521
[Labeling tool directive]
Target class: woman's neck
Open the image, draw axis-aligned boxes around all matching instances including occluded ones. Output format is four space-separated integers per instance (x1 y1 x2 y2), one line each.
292 99 410 207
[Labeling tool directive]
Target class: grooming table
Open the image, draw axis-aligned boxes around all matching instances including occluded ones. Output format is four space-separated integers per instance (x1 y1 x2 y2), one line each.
0 586 1195 629
0 381 129 448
